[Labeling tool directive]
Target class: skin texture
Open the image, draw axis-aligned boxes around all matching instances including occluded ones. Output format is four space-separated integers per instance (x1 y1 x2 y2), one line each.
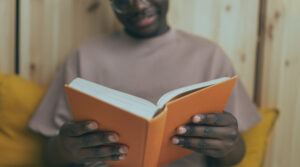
113 0 170 38
172 111 246 166
44 0 245 166
44 121 128 166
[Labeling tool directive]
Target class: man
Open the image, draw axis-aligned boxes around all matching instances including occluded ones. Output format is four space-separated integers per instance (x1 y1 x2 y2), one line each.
29 0 261 166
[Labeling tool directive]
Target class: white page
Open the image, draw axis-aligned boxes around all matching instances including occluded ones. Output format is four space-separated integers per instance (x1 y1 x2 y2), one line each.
69 78 158 120
156 77 230 109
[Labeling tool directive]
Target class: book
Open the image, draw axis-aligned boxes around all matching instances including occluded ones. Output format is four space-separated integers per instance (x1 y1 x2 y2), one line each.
65 76 238 167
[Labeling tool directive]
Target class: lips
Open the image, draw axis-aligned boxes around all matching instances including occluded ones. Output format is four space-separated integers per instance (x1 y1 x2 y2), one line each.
129 7 158 28
135 15 157 27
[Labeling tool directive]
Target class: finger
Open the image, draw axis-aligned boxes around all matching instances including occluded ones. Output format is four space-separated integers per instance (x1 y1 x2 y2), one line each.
78 132 119 148
176 125 238 140
172 136 223 150
60 121 98 137
202 149 228 158
184 146 218 154
79 145 129 158
85 154 127 162
182 145 227 157
192 112 237 126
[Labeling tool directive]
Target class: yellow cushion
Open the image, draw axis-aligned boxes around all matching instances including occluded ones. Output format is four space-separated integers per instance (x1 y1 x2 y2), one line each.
0 73 46 166
234 108 278 167
0 73 278 166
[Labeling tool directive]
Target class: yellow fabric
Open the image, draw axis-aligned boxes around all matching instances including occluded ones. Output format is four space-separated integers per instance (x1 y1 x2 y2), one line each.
0 74 46 166
0 73 278 167
234 108 278 167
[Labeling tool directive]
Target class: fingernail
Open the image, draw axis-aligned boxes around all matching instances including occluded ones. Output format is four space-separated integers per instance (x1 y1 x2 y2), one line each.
193 115 203 123
171 137 180 145
108 133 119 142
119 154 127 160
119 146 129 154
87 121 98 130
177 126 187 134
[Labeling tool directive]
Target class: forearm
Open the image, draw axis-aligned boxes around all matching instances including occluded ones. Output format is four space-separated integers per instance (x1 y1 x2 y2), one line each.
44 136 73 167
206 133 245 166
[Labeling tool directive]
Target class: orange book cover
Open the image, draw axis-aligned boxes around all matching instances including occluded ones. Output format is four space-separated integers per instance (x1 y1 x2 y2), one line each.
65 76 237 167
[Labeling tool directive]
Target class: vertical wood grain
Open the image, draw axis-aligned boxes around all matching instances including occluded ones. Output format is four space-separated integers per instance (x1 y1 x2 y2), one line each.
19 0 121 86
0 0 15 74
259 0 300 166
15 0 300 166
20 0 260 96
168 0 260 99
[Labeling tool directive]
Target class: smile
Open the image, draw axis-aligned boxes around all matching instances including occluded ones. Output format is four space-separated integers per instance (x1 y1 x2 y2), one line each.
135 15 157 27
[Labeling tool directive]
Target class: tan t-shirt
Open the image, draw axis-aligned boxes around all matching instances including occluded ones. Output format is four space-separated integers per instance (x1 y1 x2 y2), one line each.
29 29 261 167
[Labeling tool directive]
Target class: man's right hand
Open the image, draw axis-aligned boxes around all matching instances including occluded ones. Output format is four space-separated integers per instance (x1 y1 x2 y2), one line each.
56 121 128 165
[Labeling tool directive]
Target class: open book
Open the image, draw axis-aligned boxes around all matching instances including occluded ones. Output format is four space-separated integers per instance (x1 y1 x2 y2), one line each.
65 76 238 167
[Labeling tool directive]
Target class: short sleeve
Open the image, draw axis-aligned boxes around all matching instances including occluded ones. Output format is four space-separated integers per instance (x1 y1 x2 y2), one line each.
28 51 80 137
212 47 262 132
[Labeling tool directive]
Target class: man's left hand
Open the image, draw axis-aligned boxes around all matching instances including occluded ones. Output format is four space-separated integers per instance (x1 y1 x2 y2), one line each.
171 111 240 158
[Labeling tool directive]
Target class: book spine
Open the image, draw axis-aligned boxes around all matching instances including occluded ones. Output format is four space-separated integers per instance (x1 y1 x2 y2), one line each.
143 110 168 167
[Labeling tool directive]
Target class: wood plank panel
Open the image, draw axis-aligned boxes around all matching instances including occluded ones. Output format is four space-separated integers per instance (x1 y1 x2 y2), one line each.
0 0 15 74
168 0 260 99
20 0 121 86
20 0 260 96
259 0 300 166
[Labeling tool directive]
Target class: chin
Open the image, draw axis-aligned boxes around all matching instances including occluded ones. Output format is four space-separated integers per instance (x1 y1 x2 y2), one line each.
126 23 163 38
137 27 160 37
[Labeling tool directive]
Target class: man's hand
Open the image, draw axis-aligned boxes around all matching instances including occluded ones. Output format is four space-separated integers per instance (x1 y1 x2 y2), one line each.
171 111 243 160
46 121 129 166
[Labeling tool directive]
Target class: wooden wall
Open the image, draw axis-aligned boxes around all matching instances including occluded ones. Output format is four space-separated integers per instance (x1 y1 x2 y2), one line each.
169 0 260 99
0 0 15 74
1 0 300 166
19 0 121 86
18 0 260 97
259 0 300 166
